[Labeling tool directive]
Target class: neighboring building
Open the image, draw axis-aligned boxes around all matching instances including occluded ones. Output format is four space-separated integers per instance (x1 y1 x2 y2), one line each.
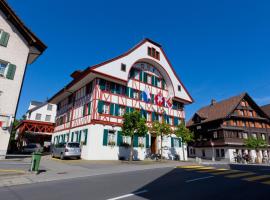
187 93 270 163
15 101 56 149
261 104 270 118
49 38 193 160
0 0 46 158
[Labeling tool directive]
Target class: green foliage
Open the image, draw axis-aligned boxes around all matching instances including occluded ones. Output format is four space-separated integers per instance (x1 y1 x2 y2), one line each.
150 121 171 137
122 110 148 137
244 137 267 150
174 123 194 144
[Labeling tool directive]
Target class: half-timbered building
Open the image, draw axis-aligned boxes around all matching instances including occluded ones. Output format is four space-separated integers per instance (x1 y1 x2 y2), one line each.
49 39 193 160
187 93 270 163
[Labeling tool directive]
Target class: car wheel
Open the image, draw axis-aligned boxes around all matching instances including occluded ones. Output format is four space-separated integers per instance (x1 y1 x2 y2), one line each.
60 153 64 160
77 156 81 160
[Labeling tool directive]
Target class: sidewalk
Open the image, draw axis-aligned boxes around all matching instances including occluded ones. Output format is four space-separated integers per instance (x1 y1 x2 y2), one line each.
0 156 195 188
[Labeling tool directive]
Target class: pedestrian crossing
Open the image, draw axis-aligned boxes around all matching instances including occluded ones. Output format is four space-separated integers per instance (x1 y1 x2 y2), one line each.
177 165 270 185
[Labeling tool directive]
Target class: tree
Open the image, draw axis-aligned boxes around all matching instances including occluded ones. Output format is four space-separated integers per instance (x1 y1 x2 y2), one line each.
244 137 267 163
122 111 148 161
150 121 172 159
174 123 194 161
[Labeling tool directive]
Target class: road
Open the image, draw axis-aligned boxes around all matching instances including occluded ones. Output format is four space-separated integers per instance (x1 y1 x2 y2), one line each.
0 164 270 200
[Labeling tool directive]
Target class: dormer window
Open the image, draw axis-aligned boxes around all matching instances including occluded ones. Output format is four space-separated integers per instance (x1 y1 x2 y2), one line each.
121 63 126 72
178 85 181 92
147 47 160 60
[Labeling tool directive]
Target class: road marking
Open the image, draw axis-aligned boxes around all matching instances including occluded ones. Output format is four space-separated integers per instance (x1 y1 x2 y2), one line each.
262 180 270 185
177 165 203 169
211 170 242 175
198 168 228 173
0 169 25 173
186 176 214 183
107 190 148 200
243 175 270 182
226 172 255 178
185 167 214 171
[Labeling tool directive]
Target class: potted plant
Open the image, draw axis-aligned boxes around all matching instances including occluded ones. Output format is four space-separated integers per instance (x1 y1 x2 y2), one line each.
108 141 116 147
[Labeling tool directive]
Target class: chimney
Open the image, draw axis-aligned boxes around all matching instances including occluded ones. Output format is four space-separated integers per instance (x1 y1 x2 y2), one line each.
211 99 217 106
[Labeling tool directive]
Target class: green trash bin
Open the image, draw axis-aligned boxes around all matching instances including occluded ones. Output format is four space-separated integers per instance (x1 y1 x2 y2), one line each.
31 152 42 172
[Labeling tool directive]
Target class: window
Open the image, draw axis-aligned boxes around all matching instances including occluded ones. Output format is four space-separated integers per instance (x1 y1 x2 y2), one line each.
249 111 254 117
221 149 225 157
47 104 53 111
178 85 181 92
243 132 248 139
202 149 206 157
147 112 151 122
173 138 180 147
0 61 7 77
121 63 126 72
0 30 10 47
81 129 88 145
216 149 220 157
252 133 257 139
45 115 51 122
108 130 116 145
133 91 139 99
147 47 160 60
35 113 42 120
104 103 110 114
250 122 255 127
147 74 152 84
169 117 173 125
119 106 125 116
157 79 161 88
241 101 246 107
261 133 266 140
240 110 244 116
123 136 131 144
213 132 218 139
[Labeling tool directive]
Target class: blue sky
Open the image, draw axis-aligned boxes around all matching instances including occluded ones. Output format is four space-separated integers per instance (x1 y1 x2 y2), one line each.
9 0 270 120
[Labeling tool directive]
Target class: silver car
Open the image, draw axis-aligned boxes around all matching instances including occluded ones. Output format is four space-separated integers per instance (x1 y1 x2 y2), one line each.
22 143 43 154
51 142 81 160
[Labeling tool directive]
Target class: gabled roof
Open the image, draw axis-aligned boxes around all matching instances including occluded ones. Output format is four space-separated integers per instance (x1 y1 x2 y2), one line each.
0 0 46 53
261 104 270 118
49 38 193 104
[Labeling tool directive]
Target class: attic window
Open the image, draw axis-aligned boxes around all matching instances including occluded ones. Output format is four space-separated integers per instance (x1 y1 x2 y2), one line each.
147 47 160 60
121 63 126 72
178 85 181 92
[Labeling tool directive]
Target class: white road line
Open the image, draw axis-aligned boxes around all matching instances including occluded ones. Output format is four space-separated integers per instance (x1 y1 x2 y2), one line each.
186 176 214 183
107 190 148 200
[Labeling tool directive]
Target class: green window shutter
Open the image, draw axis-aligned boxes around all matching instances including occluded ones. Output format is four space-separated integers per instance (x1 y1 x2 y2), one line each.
139 71 143 81
115 104 119 116
162 79 165 89
103 129 108 146
133 135 138 147
171 137 174 147
110 103 115 115
111 83 116 93
115 84 120 94
154 77 158 87
79 131 82 143
174 117 179 126
151 94 155 104
178 138 182 147
88 102 91 115
126 106 130 113
126 87 130 97
84 129 88 145
0 31 9 47
130 88 134 98
143 73 148 83
152 112 155 121
71 132 74 142
151 76 155 85
130 107 134 113
130 68 135 78
6 64 16 80
117 131 123 146
146 134 150 148
99 79 106 90
83 105 86 116
98 101 104 114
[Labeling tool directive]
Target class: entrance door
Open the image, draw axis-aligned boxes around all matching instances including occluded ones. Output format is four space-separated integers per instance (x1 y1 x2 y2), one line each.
151 136 157 154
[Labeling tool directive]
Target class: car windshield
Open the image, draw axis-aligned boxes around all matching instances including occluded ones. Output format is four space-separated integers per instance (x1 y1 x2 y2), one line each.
67 143 80 148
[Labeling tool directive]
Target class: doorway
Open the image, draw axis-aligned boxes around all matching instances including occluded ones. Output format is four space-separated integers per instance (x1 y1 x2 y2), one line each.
151 136 157 154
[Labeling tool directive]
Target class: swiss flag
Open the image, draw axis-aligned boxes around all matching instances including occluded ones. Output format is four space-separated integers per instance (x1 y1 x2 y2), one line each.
155 92 164 107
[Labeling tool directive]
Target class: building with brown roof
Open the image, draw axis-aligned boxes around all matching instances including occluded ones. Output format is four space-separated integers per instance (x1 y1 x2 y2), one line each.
261 104 270 118
187 93 270 163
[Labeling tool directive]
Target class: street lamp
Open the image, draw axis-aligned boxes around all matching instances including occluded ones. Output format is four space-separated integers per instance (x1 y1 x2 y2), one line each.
210 139 215 162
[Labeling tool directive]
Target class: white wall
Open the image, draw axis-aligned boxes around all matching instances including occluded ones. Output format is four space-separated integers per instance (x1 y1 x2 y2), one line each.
0 10 30 157
26 103 57 123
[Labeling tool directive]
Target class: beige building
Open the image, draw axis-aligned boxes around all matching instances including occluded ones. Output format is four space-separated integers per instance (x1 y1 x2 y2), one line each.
0 0 46 158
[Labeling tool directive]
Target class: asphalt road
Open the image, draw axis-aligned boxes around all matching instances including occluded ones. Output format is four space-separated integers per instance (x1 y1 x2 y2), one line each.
0 165 270 200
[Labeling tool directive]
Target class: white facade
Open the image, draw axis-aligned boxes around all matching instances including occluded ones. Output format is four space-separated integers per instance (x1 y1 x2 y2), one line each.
190 147 270 163
0 2 46 158
26 102 57 123
50 39 193 161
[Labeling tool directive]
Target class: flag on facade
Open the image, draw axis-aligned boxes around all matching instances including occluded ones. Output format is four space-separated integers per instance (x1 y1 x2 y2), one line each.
142 87 151 103
165 96 173 109
155 92 164 107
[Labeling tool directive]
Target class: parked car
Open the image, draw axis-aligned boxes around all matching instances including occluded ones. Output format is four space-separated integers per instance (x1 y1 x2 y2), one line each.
22 143 43 154
51 142 81 160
